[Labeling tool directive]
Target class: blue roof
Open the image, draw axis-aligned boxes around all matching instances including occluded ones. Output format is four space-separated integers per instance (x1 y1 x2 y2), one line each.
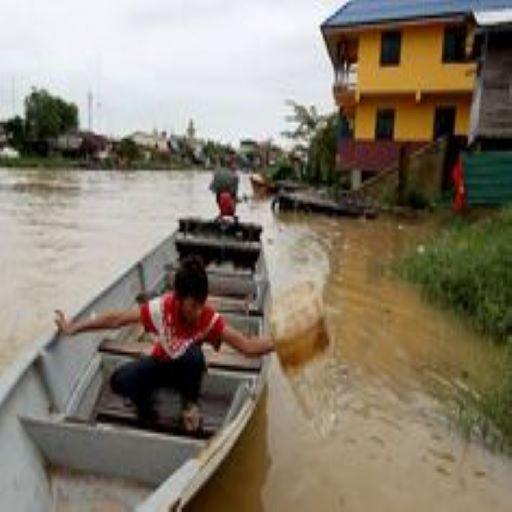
322 0 512 28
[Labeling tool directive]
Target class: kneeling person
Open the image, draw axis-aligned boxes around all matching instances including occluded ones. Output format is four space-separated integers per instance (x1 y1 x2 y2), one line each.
55 256 274 432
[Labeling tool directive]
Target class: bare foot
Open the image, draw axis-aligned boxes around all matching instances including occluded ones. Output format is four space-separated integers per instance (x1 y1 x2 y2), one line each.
182 404 202 433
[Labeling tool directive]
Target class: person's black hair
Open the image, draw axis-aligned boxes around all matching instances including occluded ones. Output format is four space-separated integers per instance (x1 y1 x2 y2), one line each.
174 256 208 302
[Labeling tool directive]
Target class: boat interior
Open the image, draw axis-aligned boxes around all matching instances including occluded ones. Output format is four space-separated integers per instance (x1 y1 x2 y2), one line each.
10 218 268 509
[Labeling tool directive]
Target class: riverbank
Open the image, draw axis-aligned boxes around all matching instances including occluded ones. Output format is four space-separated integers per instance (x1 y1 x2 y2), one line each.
0 156 83 169
0 156 199 171
399 208 512 342
398 208 512 448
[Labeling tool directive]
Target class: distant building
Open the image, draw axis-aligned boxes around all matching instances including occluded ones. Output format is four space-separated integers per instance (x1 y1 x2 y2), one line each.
0 146 20 159
54 132 83 153
321 0 512 175
258 141 283 167
53 131 110 160
239 139 259 152
239 139 261 168
129 131 169 154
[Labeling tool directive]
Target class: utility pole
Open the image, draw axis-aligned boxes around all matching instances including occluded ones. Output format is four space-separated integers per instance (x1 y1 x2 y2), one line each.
87 90 93 131
96 54 102 133
11 77 16 116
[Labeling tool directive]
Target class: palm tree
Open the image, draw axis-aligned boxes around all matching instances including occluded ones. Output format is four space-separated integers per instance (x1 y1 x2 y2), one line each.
281 100 324 146
309 113 340 185
283 100 339 184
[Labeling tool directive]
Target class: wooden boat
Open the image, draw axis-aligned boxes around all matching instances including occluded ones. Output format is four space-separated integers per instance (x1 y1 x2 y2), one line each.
273 191 378 219
0 217 270 511
274 180 308 194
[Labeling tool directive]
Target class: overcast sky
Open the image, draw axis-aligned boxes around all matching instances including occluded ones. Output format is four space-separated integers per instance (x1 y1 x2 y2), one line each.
0 0 344 145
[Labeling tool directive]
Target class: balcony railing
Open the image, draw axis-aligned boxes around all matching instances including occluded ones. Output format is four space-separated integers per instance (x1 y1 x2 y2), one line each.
334 64 358 90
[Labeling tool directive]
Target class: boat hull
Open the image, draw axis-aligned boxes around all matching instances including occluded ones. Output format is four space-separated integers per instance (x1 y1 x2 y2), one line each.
0 218 270 511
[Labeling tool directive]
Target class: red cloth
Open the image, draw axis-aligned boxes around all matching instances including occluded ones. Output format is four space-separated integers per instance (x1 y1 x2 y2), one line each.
452 158 466 212
140 292 225 360
217 191 236 217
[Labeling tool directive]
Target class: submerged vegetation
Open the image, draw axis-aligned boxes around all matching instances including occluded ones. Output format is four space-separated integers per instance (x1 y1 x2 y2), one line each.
399 208 512 448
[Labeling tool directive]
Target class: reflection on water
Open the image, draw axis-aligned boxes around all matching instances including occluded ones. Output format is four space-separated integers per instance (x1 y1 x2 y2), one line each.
1 168 512 511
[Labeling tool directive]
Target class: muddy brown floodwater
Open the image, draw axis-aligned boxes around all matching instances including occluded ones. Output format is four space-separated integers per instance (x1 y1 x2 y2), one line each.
1 168 512 511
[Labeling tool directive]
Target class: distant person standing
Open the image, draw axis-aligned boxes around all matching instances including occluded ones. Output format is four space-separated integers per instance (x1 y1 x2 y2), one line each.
209 156 239 218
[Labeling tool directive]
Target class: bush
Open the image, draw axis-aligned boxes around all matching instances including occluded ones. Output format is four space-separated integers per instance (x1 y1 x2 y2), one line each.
267 157 296 181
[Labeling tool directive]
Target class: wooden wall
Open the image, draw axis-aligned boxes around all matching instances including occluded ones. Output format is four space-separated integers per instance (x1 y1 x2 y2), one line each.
472 32 512 141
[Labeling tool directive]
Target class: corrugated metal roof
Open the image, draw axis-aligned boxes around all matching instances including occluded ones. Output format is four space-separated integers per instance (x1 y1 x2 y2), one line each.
322 0 512 29
474 7 512 24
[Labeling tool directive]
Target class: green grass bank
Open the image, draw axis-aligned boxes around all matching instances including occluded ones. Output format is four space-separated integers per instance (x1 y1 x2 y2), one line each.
399 208 512 342
398 208 512 449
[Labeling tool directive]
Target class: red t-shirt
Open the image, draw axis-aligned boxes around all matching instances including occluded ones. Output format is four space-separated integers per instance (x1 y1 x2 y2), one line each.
139 292 225 361
217 191 236 217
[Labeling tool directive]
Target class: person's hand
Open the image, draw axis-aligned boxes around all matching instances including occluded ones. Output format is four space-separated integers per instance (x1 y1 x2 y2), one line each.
251 335 275 353
263 336 276 351
54 310 76 336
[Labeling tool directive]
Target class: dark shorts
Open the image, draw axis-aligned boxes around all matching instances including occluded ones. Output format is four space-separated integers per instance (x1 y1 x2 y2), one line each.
110 343 206 419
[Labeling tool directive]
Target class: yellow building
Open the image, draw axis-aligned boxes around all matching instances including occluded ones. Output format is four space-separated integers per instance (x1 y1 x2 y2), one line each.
321 0 492 173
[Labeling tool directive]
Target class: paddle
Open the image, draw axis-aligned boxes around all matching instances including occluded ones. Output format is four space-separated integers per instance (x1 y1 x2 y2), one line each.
270 281 330 368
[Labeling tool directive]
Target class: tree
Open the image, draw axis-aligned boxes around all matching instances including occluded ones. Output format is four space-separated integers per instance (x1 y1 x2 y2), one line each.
267 155 296 181
283 100 339 184
308 113 340 184
117 138 140 162
282 100 323 146
24 88 79 148
4 116 26 151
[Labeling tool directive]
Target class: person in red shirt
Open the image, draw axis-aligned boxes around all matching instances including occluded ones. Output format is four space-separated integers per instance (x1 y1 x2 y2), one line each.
217 190 236 217
210 156 239 218
55 256 274 432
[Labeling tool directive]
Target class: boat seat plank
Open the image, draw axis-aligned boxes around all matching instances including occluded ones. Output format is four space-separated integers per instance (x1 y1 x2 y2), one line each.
165 262 255 278
175 235 262 253
178 217 262 242
208 296 257 315
98 339 262 372
167 269 258 299
175 235 262 270
135 289 264 315
93 382 231 439
21 416 203 486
